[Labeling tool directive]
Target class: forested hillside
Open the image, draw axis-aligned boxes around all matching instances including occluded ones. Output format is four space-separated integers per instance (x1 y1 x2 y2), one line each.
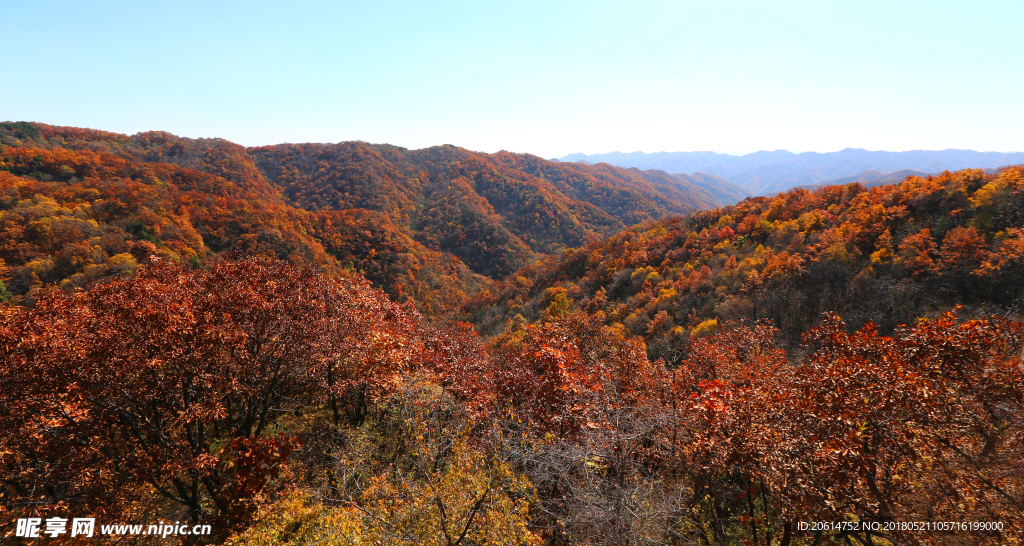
249 142 724 276
0 121 727 312
460 166 1024 359
3 259 1020 545
0 124 485 315
3 121 1023 545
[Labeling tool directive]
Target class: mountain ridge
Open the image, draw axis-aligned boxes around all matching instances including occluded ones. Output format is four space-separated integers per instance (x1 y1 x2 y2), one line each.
562 147 1024 195
0 121 734 313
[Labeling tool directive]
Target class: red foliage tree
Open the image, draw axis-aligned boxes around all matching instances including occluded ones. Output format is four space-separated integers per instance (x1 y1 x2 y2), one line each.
0 258 415 537
756 311 1024 544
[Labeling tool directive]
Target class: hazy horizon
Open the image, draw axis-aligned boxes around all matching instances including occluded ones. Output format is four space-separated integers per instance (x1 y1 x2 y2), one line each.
560 146 1024 158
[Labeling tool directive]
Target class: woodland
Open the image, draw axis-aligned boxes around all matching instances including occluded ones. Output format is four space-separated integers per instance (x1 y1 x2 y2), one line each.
1 121 1023 545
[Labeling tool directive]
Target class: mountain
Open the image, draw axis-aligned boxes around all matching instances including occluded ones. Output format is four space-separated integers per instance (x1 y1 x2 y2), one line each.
458 165 1024 358
671 171 748 205
799 169 932 190
560 150 742 173
0 121 726 313
0 124 493 316
246 142 728 275
562 148 1024 195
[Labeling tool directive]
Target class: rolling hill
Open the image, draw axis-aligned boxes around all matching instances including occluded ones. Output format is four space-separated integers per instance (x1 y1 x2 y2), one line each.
0 121 729 313
458 166 1024 359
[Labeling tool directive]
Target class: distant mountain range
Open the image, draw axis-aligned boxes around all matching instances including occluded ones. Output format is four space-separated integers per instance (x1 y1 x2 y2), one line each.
558 148 1024 196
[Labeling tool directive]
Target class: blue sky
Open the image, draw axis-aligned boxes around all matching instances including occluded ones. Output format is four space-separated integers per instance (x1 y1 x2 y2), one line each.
4 1 1022 157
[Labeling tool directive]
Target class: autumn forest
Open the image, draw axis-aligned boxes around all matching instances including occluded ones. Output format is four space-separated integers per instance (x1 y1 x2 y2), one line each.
1 121 1023 545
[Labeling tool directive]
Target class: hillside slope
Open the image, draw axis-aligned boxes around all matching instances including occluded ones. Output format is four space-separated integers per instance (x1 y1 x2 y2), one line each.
249 143 722 277
459 166 1024 359
0 125 485 315
0 121 725 311
671 171 748 205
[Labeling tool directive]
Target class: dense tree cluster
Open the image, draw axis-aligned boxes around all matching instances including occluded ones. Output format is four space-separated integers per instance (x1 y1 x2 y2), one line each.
0 259 471 542
0 124 486 315
461 166 1024 360
250 141 722 277
1 259 1021 545
0 121 733 313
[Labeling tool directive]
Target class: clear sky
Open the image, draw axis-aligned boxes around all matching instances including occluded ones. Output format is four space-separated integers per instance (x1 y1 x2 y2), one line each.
4 1 1022 157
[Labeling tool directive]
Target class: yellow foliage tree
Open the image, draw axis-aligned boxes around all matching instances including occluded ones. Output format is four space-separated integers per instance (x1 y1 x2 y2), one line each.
357 428 539 546
690 318 719 337
225 490 365 546
228 379 540 546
